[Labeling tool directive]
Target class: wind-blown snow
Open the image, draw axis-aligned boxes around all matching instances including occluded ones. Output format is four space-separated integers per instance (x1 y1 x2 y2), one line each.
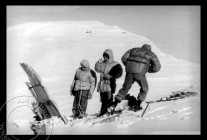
6 21 200 135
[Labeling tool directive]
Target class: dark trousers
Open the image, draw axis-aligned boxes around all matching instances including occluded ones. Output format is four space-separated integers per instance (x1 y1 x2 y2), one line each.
115 73 148 102
72 90 89 117
99 92 113 116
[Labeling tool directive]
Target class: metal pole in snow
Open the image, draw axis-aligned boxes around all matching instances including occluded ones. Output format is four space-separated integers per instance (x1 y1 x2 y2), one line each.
141 101 154 117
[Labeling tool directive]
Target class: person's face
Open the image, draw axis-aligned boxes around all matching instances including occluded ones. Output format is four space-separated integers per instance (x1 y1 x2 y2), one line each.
81 64 89 71
81 64 86 70
103 56 109 62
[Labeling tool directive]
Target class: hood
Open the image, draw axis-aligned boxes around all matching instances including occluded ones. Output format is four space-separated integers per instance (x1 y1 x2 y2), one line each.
142 44 151 51
80 59 90 70
103 49 114 63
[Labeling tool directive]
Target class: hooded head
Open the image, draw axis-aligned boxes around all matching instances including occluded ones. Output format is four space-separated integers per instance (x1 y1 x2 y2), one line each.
103 49 114 63
80 59 90 71
142 44 151 51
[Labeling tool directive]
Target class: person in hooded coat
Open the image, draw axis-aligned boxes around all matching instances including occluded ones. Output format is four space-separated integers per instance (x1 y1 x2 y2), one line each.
107 44 161 113
70 59 97 119
95 49 123 117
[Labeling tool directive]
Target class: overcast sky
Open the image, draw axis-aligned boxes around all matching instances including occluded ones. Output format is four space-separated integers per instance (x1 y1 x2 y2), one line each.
7 6 200 64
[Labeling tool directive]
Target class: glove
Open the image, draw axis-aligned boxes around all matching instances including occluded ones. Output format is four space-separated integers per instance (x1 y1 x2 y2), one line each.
70 81 75 96
70 88 76 96
98 58 104 63
88 93 93 99
103 74 112 80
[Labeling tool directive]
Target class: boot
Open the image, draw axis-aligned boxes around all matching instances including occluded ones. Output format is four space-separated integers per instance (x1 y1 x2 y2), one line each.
128 96 137 108
107 99 119 115
133 99 143 112
124 94 131 100
78 112 87 119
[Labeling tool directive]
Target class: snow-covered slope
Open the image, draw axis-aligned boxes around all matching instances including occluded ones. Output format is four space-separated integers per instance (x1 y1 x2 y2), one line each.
46 94 200 135
6 21 200 134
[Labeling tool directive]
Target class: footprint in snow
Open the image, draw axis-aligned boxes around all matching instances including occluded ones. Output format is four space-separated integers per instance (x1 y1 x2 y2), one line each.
146 106 167 114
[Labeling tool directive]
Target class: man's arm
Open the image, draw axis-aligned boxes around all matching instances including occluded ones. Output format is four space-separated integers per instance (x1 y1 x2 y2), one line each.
88 70 97 99
70 71 77 96
108 64 123 79
148 53 161 73
94 59 105 73
121 49 131 66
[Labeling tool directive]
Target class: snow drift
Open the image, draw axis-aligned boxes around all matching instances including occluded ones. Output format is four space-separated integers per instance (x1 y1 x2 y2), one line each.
6 21 200 134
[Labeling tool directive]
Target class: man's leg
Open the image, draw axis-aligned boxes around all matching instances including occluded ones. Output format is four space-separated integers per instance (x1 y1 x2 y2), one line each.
98 92 113 116
134 74 149 111
107 73 134 113
115 73 134 102
79 90 89 118
99 92 107 116
137 74 148 101
72 91 80 118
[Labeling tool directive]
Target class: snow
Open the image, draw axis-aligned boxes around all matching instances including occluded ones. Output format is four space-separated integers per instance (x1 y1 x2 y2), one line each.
42 95 200 135
6 21 200 135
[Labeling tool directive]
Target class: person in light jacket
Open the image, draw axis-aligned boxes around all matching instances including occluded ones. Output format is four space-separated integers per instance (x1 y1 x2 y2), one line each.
70 59 97 119
95 49 123 117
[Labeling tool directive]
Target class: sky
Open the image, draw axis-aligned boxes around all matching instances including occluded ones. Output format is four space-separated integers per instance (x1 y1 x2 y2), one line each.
6 6 200 64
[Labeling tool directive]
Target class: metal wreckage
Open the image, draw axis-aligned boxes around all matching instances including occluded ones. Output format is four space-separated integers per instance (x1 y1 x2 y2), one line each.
20 63 67 135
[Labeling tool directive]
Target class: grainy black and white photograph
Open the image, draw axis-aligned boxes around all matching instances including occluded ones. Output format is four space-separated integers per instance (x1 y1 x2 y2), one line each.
6 6 200 135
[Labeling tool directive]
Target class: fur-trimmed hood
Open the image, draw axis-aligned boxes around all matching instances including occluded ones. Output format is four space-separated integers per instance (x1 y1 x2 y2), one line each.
103 49 114 63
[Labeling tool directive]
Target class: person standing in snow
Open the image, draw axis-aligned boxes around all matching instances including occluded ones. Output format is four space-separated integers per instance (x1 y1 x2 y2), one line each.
70 59 97 119
107 44 161 113
95 49 123 117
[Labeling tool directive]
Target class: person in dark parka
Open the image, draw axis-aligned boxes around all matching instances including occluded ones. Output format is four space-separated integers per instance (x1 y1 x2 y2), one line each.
107 44 161 113
95 49 123 117
70 59 97 119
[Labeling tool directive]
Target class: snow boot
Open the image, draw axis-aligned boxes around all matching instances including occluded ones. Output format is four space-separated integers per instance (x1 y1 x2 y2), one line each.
128 95 137 109
133 99 143 112
107 99 119 115
107 106 115 115
124 94 131 100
